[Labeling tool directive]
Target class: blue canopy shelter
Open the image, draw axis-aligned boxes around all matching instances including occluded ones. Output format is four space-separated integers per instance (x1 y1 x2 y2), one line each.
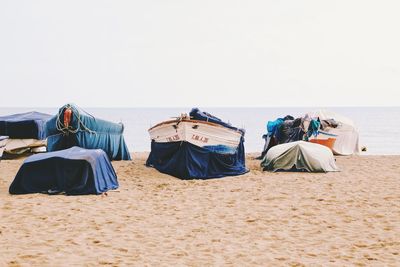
146 108 248 179
45 104 131 160
0 111 52 139
9 146 118 195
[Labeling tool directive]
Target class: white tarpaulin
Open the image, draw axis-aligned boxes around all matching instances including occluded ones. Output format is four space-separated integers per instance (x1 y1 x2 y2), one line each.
308 109 360 156
261 141 339 172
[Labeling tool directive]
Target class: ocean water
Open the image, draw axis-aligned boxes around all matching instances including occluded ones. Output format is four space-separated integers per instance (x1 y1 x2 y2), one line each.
1 107 399 155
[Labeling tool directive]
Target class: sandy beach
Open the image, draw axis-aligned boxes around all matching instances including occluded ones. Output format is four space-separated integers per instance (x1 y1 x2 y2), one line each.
0 153 399 266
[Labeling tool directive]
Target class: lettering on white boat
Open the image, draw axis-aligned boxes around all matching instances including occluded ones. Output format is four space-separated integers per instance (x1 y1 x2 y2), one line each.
191 134 209 143
166 134 180 142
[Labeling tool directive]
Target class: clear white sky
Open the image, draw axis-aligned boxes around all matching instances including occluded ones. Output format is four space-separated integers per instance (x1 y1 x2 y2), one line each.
0 0 399 107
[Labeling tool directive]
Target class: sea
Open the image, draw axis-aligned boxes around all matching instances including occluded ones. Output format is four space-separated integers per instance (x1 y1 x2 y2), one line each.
1 107 399 155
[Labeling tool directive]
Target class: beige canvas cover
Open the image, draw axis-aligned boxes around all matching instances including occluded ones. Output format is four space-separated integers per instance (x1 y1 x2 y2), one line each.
2 139 47 156
261 141 339 172
307 109 360 155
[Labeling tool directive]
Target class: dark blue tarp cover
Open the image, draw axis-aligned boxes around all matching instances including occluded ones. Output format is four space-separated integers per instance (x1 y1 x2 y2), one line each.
146 138 247 179
45 104 131 160
146 109 248 179
0 112 52 139
9 146 118 195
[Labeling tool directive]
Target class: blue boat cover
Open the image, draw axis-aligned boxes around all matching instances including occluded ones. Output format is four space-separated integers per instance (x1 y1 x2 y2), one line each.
189 108 245 134
9 146 118 195
146 109 248 179
0 111 52 139
45 104 131 160
146 138 247 179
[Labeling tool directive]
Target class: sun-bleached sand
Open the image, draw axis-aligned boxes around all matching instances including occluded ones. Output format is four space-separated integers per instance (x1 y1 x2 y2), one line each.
0 153 399 266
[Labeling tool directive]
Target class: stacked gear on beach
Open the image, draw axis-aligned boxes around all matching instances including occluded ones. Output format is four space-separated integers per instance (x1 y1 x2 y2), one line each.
45 104 131 160
258 115 311 159
9 146 118 195
257 109 359 159
0 111 52 158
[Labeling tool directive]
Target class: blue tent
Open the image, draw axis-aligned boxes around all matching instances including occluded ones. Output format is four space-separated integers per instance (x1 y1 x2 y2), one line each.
9 146 118 195
0 111 52 140
45 104 131 160
146 108 248 179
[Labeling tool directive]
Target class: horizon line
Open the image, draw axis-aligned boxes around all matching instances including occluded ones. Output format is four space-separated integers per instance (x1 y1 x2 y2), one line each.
0 105 399 109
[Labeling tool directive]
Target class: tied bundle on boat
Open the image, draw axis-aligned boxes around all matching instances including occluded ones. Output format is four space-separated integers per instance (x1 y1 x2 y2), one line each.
45 104 131 160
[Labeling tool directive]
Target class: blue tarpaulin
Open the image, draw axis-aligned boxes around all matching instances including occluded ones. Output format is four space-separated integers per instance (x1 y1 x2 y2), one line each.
9 146 118 195
146 137 248 179
189 108 245 134
146 109 248 179
0 112 52 139
45 104 131 160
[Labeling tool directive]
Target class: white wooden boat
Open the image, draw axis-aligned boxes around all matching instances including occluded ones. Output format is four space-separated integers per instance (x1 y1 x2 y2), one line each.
149 116 243 151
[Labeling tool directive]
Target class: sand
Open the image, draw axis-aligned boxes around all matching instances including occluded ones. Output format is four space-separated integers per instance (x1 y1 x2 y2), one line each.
0 153 399 266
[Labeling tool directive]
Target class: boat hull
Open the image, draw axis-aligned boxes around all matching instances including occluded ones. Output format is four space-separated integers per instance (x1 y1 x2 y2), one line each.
149 120 243 152
309 131 337 150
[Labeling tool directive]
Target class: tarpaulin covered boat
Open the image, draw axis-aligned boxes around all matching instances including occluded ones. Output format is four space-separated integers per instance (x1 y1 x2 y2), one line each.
258 109 360 158
0 111 52 157
146 108 248 179
45 104 131 161
261 141 339 172
9 146 118 195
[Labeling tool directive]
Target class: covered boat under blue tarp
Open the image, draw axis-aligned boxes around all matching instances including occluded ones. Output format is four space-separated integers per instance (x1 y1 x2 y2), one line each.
146 108 248 179
0 111 52 139
45 104 131 160
9 146 118 195
146 138 247 179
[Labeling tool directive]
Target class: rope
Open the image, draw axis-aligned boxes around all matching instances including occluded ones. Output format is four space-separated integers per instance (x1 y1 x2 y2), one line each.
55 103 96 135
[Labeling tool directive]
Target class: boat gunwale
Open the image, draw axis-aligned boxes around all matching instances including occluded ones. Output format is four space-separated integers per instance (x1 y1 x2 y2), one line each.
148 119 243 134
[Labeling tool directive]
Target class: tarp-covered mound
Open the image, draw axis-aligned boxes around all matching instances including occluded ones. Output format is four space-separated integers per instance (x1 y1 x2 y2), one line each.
258 115 308 159
307 110 360 156
0 111 52 140
261 141 339 172
9 146 118 195
146 137 248 179
259 109 360 157
45 104 131 160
